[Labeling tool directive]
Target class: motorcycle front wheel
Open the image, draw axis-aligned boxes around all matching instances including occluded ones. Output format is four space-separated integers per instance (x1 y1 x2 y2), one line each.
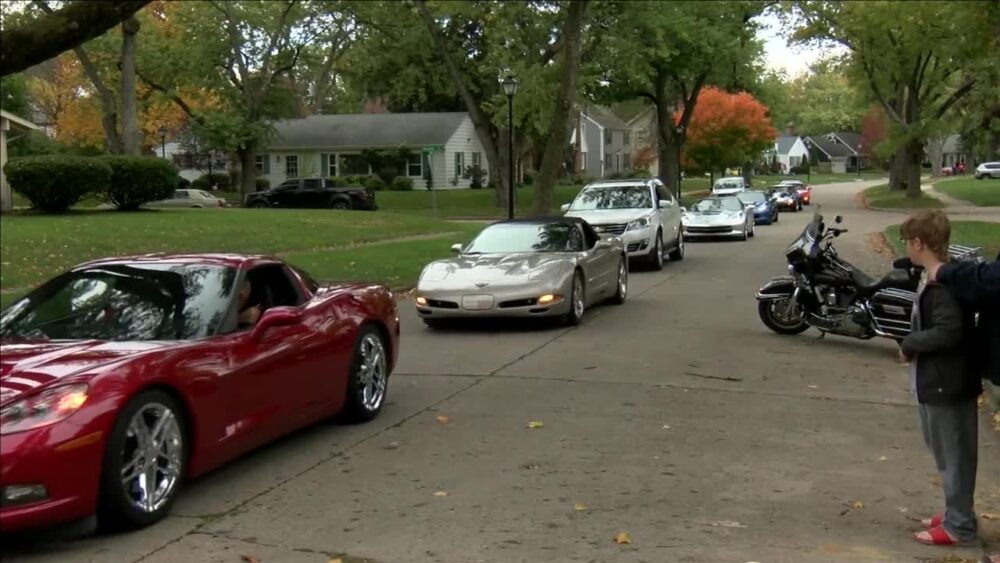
758 299 810 335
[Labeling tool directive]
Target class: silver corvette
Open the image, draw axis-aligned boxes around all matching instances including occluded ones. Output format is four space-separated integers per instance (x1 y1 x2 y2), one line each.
415 217 629 327
682 196 756 240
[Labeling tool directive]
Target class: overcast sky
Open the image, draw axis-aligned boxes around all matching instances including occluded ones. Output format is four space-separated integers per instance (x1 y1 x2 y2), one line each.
756 11 843 78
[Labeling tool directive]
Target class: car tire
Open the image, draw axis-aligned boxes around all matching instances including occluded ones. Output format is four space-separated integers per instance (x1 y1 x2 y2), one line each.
668 230 684 261
342 325 389 423
739 224 748 241
331 199 351 210
249 201 268 209
422 318 446 330
562 271 586 326
773 211 779 223
98 390 187 531
748 220 755 238
609 257 628 305
647 230 664 271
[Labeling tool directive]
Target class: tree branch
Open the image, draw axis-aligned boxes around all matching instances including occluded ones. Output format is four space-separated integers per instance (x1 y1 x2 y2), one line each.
135 66 204 126
1 0 151 77
861 57 905 124
933 79 977 120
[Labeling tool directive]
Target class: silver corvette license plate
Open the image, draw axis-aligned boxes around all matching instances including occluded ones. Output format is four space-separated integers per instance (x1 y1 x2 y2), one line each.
461 294 495 310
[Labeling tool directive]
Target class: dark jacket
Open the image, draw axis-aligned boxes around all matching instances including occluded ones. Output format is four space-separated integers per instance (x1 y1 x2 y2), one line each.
936 254 1000 384
900 283 981 405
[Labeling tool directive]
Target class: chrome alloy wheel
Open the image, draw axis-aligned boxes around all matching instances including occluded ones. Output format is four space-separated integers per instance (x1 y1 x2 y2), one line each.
358 332 387 411
120 403 183 514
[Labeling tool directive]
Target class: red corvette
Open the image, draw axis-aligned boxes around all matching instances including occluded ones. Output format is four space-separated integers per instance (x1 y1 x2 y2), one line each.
0 254 399 533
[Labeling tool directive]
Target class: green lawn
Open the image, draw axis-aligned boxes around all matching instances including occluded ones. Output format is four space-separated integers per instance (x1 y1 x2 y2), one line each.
886 221 1000 258
933 177 1000 207
375 178 712 218
863 184 943 209
0 209 467 291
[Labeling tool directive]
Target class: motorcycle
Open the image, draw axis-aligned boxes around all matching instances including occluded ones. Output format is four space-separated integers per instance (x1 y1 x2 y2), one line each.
755 211 981 341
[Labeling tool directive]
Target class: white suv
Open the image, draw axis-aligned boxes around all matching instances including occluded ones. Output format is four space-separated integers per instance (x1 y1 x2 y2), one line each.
561 179 684 270
975 162 1000 179
712 176 747 196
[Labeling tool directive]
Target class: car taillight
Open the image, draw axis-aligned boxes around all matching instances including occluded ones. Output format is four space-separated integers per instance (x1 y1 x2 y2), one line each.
357 190 369 200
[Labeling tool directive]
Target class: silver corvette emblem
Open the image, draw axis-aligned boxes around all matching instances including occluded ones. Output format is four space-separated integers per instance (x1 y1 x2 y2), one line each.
475 282 490 288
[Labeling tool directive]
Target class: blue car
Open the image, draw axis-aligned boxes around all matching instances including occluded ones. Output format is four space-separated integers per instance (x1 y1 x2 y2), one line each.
737 190 779 225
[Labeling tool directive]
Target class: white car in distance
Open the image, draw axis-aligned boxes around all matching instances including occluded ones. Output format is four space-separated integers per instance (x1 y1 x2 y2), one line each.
711 177 747 196
561 179 684 270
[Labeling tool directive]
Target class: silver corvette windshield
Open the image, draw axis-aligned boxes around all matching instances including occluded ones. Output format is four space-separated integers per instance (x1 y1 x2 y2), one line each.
691 198 742 212
465 223 582 254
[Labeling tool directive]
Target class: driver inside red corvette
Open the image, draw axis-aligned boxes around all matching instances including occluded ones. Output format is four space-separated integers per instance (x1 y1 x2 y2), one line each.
237 280 262 327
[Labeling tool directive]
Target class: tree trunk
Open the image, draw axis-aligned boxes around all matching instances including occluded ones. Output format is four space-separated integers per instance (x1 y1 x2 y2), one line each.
491 128 511 209
904 138 924 199
120 16 141 155
927 135 945 178
659 139 680 197
888 148 907 191
237 145 257 195
532 0 587 216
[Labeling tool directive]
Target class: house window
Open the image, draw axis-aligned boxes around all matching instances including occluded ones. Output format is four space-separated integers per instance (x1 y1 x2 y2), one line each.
327 154 338 177
471 152 482 169
341 154 369 176
285 155 299 178
615 154 622 172
624 154 631 170
605 130 612 145
454 152 465 179
790 155 802 167
407 154 422 177
623 131 630 146
254 155 265 174
581 152 587 170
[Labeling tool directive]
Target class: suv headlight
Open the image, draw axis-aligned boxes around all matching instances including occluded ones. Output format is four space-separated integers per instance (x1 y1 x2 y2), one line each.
0 384 89 435
627 216 651 230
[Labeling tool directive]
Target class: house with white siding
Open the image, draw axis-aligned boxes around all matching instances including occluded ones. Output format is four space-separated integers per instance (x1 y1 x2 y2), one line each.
569 105 632 178
257 112 489 189
774 135 810 172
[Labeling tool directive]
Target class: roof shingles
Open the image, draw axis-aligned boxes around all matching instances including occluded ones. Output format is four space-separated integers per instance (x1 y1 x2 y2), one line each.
266 112 469 149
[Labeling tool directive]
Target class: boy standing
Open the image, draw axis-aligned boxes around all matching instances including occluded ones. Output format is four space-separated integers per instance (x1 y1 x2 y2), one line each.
898 210 981 546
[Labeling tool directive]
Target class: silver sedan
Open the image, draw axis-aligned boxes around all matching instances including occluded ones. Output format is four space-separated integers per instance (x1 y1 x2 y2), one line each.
415 217 628 327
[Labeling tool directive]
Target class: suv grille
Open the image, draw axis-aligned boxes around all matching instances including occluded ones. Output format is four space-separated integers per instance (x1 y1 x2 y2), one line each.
592 223 627 235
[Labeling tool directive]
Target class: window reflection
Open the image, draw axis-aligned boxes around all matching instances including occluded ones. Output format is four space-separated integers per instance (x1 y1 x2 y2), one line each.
570 186 652 210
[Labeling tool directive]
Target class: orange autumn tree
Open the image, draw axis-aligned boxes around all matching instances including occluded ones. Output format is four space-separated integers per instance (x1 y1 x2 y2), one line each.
680 87 777 175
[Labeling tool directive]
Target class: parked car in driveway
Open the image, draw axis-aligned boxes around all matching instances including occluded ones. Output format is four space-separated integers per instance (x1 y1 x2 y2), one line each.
737 190 779 225
682 196 755 240
415 217 627 327
561 178 684 270
244 178 378 210
0 254 399 533
975 162 1000 179
148 189 227 208
711 177 747 196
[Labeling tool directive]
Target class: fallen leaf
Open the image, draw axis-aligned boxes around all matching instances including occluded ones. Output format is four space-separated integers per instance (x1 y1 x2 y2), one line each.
436 415 450 424
981 512 999 520
574 503 588 512
709 520 747 528
433 490 449 497
527 420 544 429
847 500 864 509
807 385 818 389
241 556 261 563
613 531 632 544
662 424 671 429
386 441 399 450
878 455 888 462
329 559 343 563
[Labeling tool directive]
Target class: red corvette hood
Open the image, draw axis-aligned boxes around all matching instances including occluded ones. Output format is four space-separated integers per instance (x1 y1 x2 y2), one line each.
0 340 169 404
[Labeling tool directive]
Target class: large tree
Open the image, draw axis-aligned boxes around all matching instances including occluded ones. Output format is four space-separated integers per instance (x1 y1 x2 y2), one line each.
792 0 998 197
588 1 767 195
681 87 777 177
785 58 867 136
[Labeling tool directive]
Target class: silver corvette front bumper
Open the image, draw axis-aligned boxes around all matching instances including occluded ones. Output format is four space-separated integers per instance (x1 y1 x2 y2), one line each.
415 289 573 319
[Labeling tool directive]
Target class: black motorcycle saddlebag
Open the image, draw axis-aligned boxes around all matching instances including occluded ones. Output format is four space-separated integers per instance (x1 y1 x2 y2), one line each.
869 288 916 339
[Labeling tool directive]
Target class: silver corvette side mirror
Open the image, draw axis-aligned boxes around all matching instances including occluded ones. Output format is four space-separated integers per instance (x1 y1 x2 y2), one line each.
560 203 571 213
680 206 687 213
450 243 463 254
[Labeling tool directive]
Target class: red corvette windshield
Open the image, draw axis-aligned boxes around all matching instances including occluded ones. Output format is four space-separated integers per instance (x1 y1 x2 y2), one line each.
0 264 237 341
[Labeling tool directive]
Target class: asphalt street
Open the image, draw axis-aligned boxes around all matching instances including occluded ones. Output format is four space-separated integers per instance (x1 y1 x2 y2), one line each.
4 179 999 562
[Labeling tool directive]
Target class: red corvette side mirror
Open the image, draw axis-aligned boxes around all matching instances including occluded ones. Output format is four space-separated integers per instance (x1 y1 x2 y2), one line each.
251 306 302 339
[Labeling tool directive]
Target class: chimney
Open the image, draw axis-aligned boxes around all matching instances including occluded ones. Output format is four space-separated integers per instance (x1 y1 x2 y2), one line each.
785 122 795 136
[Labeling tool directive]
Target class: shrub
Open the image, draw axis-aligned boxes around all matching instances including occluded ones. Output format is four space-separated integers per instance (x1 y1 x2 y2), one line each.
522 170 536 185
325 176 345 187
389 176 414 191
3 155 111 212
255 177 270 191
178 176 192 189
463 165 487 189
364 176 387 191
99 156 178 211
192 173 231 191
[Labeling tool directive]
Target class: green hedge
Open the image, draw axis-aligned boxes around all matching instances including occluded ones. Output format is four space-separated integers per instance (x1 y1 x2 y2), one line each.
4 155 111 212
364 176 387 191
99 156 178 211
389 176 414 191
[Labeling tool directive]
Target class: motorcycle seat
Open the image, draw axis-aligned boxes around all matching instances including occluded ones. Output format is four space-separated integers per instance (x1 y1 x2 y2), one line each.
851 268 877 289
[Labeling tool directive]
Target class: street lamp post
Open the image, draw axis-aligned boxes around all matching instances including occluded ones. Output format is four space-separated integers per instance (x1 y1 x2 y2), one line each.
857 143 863 178
158 126 168 159
502 76 518 220
803 138 812 183
675 125 684 201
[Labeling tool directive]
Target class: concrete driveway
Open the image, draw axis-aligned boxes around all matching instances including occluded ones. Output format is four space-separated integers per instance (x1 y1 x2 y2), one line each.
4 180 998 562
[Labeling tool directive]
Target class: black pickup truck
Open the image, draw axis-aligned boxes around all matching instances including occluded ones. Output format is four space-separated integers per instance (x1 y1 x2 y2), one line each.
243 178 378 210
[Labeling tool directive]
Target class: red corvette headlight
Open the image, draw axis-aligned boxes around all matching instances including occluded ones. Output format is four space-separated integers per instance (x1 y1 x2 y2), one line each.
0 384 89 435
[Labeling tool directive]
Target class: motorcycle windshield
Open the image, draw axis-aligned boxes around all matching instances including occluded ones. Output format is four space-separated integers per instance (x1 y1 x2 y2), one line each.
786 210 824 255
